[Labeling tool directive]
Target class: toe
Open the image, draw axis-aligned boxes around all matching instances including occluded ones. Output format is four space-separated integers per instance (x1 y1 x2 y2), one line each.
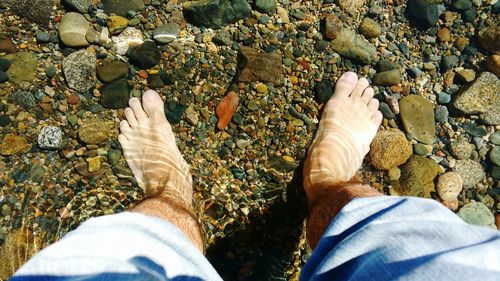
118 133 129 144
350 78 369 98
361 87 374 103
371 111 383 126
333 72 358 99
367 98 379 112
125 108 138 127
142 90 165 119
120 120 132 135
129 98 148 121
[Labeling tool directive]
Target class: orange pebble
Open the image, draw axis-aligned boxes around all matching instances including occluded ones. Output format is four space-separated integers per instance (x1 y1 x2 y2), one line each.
216 91 239 130
138 70 148 79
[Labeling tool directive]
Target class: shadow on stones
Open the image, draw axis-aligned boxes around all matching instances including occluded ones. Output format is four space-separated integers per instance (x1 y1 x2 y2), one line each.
206 165 308 281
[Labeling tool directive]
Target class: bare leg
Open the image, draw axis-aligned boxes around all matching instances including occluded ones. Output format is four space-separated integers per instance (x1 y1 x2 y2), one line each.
118 90 204 252
304 72 383 249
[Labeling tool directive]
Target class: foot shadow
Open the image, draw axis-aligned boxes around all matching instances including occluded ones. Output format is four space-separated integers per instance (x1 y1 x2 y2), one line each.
206 165 309 281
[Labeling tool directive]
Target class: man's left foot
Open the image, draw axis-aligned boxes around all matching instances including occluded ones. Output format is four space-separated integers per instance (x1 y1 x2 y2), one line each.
118 90 193 206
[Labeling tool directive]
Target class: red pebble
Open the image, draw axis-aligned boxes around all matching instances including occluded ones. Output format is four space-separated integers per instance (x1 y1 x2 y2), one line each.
216 91 239 130
67 94 80 104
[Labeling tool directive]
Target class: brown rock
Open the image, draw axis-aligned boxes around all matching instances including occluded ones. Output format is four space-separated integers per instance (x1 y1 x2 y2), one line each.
359 18 381 39
399 155 439 198
0 34 16 54
67 94 80 104
399 95 436 145
78 119 109 144
485 55 500 77
216 91 239 130
370 129 412 170
0 134 30 155
324 14 343 40
237 47 283 85
456 69 475 83
437 27 451 42
478 25 500 53
441 198 459 211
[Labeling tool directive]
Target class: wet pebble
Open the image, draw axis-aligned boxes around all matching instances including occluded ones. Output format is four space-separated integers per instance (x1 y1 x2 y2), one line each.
38 126 64 149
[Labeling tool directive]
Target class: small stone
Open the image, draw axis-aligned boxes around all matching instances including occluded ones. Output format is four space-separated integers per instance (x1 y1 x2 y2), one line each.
376 60 395 73
323 14 343 40
436 172 463 201
399 155 439 197
492 167 500 180
7 91 36 109
373 69 401 86
399 95 435 144
3 52 38 85
63 0 91 13
379 102 395 119
436 27 451 42
183 0 252 29
216 91 239 130
337 0 366 14
437 92 451 104
434 105 450 124
454 72 500 125
108 149 121 166
0 34 17 54
87 156 101 173
237 46 283 84
490 131 500 145
255 0 275 13
314 79 333 104
454 159 485 188
212 30 232 46
112 27 143 55
0 58 11 72
406 0 438 29
462 9 476 22
153 23 180 44
62 50 96 93
128 40 161 70
107 15 129 35
97 61 129 83
413 143 431 155
490 146 500 166
255 83 267 93
78 119 109 144
359 18 381 39
0 134 30 156
102 0 145 17
100 78 130 109
452 0 472 11
59 12 90 47
450 139 474 159
456 69 475 83
330 29 378 65
441 55 459 72
485 55 500 77
478 26 500 53
0 72 7 83
388 167 401 181
458 202 495 229
370 129 413 170
38 126 63 149
35 31 50 43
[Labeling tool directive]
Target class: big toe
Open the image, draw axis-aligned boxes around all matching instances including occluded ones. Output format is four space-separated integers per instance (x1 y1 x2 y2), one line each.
142 90 165 119
333 72 358 99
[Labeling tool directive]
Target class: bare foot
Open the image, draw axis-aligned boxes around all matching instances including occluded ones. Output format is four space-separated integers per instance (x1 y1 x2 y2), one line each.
118 90 193 207
303 72 382 203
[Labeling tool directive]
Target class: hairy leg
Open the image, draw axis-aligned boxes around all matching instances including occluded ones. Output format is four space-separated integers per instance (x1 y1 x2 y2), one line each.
119 90 204 252
304 72 383 248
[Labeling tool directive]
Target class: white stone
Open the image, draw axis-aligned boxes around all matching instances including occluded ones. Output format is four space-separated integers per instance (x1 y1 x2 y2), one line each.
112 27 143 55
59 12 90 47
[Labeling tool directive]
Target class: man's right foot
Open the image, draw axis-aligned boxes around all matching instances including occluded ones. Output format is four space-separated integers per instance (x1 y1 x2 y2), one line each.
303 72 383 202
